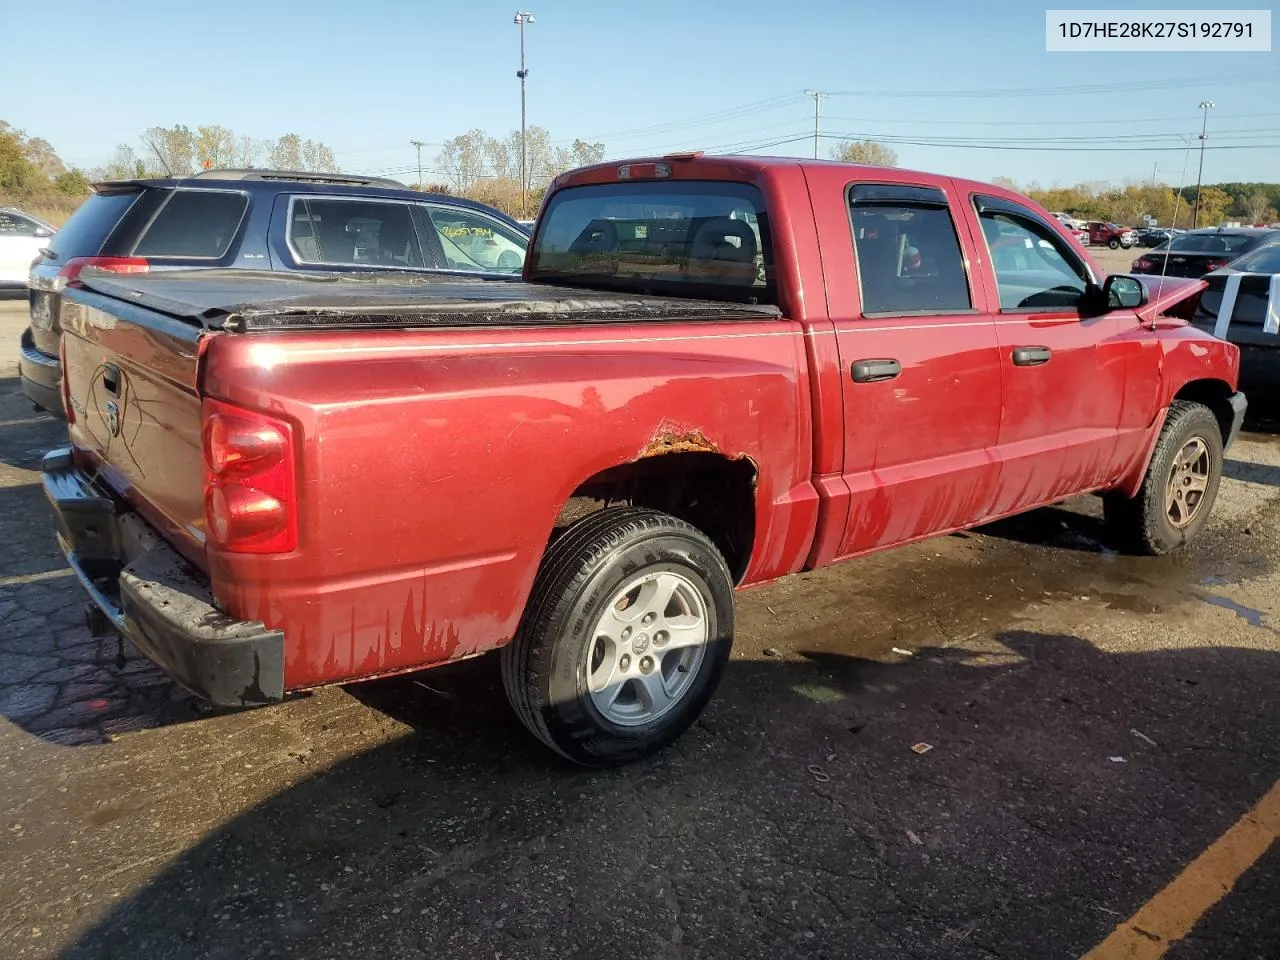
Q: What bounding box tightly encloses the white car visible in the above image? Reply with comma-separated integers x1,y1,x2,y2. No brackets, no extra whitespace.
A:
0,208,55,290
1051,211,1087,232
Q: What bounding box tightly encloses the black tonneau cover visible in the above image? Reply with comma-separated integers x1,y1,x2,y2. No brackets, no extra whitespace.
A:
76,268,781,332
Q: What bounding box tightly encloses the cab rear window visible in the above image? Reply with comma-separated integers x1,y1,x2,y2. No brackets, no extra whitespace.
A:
530,181,773,302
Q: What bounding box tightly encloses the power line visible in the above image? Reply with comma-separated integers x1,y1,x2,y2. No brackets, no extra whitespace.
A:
825,71,1280,100
819,110,1280,128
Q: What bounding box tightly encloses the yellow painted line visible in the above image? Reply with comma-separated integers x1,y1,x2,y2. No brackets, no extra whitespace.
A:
0,568,72,588
1081,779,1280,960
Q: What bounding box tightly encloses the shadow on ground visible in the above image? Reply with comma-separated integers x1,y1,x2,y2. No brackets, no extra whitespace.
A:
51,633,1280,960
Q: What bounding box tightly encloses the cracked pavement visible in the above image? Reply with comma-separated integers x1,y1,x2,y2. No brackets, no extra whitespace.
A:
0,295,1277,959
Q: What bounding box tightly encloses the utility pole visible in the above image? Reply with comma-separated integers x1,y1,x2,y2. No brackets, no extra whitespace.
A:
803,90,826,159
410,140,425,189
1191,99,1215,229
1150,161,1158,187
514,11,535,218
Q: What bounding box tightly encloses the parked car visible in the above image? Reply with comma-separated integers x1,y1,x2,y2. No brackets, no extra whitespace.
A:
1086,220,1138,249
1051,211,1087,231
0,208,56,291
1190,242,1280,391
1136,227,1178,248
43,154,1242,767
1130,227,1280,279
1071,228,1091,246
20,169,531,417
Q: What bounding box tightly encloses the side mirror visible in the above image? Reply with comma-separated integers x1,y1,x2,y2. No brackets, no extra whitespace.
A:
1104,274,1147,310
33,226,53,238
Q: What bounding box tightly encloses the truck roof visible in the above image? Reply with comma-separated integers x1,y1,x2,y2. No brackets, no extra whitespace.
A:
551,153,1037,206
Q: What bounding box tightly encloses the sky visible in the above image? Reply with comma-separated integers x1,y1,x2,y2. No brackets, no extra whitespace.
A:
3,0,1278,189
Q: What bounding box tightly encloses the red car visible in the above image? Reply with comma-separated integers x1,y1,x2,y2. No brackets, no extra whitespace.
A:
45,155,1243,766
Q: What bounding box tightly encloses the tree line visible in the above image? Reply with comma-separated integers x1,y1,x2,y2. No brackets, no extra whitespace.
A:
994,179,1279,229
428,126,605,217
829,138,1279,229
0,121,340,222
5,121,1277,229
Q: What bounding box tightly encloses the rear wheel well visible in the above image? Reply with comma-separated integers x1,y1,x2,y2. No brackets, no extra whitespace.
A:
1173,379,1235,444
550,453,757,583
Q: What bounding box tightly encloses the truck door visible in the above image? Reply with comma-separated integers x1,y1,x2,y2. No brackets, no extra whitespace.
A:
808,173,1003,560
966,194,1128,513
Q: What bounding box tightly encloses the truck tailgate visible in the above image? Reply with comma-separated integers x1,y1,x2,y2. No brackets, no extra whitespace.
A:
59,286,207,566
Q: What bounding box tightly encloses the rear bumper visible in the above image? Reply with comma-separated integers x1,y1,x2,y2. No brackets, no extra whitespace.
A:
19,327,64,418
42,448,284,706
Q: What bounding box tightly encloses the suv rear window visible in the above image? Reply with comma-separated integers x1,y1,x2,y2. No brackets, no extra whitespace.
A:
530,180,772,302
1161,232,1261,255
132,189,248,259
44,191,142,259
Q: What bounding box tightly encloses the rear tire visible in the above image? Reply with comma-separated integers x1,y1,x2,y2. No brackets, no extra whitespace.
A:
1103,400,1223,555
501,507,734,767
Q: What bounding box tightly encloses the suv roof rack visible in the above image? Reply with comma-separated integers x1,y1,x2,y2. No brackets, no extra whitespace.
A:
186,169,408,189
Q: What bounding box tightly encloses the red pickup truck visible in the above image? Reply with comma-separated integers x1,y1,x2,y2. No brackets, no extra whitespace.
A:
44,155,1244,767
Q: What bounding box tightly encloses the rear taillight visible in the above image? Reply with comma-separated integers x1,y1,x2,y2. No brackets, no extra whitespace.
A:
201,399,298,554
58,256,149,287
1204,259,1229,272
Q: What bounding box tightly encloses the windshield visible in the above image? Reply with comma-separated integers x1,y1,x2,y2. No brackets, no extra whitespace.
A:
1228,242,1280,274
530,180,773,302
1155,232,1262,255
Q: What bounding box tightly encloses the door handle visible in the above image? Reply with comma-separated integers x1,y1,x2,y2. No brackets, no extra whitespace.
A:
851,359,902,383
101,363,120,396
1011,346,1052,367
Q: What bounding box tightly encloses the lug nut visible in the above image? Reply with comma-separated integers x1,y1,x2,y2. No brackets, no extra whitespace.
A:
620,654,631,671
639,656,654,673
642,612,656,625
654,630,668,646
621,626,632,640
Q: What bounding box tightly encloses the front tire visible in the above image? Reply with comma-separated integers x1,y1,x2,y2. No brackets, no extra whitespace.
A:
1108,238,1120,249
501,507,734,767
1103,400,1223,555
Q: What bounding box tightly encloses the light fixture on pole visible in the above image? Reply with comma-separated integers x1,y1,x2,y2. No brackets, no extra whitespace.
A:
514,11,535,218
1191,99,1215,229
410,140,425,189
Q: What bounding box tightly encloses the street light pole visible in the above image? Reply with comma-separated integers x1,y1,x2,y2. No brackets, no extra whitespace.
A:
410,139,425,189
1191,99,1215,229
514,11,534,218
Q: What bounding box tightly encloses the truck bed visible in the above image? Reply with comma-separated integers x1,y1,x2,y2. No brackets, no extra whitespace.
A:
76,268,782,332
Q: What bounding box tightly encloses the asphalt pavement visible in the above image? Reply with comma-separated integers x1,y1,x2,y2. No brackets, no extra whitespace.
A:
0,293,1276,960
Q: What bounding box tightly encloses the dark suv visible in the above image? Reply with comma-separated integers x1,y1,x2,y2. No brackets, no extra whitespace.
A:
20,169,531,416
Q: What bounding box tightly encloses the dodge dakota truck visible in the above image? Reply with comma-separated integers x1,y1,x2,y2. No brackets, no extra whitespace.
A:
43,155,1244,767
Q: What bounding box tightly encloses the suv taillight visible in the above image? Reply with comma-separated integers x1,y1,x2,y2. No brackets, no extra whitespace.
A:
58,256,150,287
201,399,298,554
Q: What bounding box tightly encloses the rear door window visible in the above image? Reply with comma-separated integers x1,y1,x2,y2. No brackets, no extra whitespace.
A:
848,185,972,315
45,191,143,258
421,205,528,274
132,189,248,259
288,197,425,268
